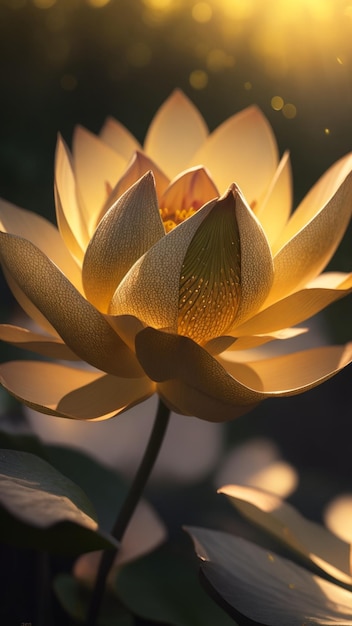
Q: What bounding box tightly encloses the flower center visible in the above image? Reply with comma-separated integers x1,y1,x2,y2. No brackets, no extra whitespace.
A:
160,206,197,233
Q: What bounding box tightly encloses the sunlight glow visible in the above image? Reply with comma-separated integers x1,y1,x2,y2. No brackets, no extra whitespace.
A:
324,495,352,543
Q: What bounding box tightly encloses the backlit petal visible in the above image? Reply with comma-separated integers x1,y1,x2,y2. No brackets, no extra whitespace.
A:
274,152,352,252
135,327,263,421
234,272,352,336
266,168,352,304
99,116,141,159
110,196,216,330
0,198,83,291
144,90,208,179
160,166,219,217
229,187,273,329
95,152,169,223
82,173,164,312
0,361,154,420
190,106,278,202
72,126,127,236
219,343,352,395
255,151,292,246
0,324,80,360
0,233,143,377
54,135,89,259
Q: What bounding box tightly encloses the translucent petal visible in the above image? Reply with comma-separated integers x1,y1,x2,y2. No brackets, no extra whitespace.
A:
0,324,80,360
267,168,352,304
95,151,169,226
234,272,352,336
110,196,217,330
0,198,83,291
72,126,127,236
219,343,352,394
135,327,263,421
229,187,273,328
82,173,164,312
255,151,292,247
160,166,219,216
99,116,141,159
190,106,279,201
274,152,352,252
54,135,89,258
0,361,154,421
0,233,143,377
144,90,208,179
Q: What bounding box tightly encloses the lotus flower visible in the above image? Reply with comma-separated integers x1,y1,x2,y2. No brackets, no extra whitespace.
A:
0,91,351,422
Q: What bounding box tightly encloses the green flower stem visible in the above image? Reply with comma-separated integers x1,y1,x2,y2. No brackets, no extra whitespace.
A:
86,397,171,626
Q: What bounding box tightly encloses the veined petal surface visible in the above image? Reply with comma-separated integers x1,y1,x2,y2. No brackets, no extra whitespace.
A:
144,90,208,179
190,106,278,202
0,233,142,377
110,196,216,331
0,361,154,421
82,173,164,312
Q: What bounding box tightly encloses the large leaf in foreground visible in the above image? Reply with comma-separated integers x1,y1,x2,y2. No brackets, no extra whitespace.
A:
114,541,236,626
187,526,352,626
0,448,118,554
219,484,352,586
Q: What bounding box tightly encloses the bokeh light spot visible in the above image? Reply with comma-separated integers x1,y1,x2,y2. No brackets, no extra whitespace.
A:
324,494,352,542
192,2,213,23
282,103,297,118
324,127,331,135
189,69,208,89
244,81,252,90
271,95,284,111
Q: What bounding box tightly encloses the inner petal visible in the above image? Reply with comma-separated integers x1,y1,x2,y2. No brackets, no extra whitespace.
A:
178,189,241,343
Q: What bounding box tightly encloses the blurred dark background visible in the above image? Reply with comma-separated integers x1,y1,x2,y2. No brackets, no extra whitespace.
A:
0,2,351,624
0,0,352,523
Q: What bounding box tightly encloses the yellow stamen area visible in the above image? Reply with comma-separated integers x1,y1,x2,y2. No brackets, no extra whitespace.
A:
177,192,241,344
160,206,197,233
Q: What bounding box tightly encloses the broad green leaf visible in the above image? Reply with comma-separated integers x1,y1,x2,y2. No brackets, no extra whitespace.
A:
47,444,128,531
0,430,129,532
0,448,118,555
115,541,236,626
54,574,133,626
187,526,352,626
